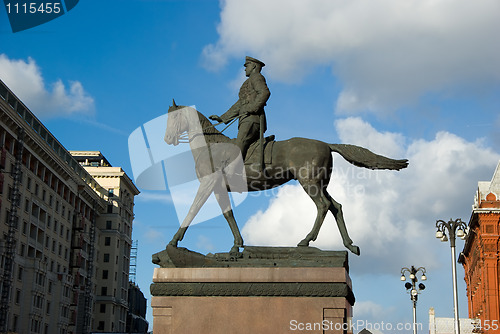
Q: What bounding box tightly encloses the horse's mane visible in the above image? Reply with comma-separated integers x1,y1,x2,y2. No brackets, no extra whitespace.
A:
196,110,231,144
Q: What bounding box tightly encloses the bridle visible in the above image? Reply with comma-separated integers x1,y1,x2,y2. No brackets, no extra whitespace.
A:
168,103,238,143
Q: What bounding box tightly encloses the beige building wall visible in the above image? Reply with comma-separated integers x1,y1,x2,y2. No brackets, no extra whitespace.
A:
70,151,140,333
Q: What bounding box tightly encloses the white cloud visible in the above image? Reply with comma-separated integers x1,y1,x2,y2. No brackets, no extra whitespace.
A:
196,235,216,252
0,54,94,117
136,191,173,204
241,117,500,274
143,227,166,243
203,0,500,114
354,301,396,323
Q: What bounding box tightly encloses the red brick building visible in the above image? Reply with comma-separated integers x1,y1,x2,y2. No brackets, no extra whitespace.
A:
459,162,500,332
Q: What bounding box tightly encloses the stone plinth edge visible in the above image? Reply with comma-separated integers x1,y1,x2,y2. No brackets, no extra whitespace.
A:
152,245,349,269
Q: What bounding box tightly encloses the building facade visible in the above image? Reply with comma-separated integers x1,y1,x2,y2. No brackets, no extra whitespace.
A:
459,161,500,333
126,282,148,333
0,79,145,333
70,151,140,333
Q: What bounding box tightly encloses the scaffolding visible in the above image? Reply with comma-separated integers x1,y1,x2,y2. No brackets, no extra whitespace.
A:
129,240,138,283
0,128,24,333
81,200,97,334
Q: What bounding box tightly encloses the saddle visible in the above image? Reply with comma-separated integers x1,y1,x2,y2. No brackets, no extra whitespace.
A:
244,135,275,166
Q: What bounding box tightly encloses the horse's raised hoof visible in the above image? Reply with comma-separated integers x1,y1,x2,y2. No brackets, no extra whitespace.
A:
297,239,310,247
347,244,360,256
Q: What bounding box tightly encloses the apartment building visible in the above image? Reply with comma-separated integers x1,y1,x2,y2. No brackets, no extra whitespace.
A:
0,78,144,333
70,151,139,333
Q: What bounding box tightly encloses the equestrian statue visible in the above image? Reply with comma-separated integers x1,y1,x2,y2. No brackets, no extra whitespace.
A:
163,57,408,256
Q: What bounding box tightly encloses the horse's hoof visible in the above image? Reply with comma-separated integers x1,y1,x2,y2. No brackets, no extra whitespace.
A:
230,245,241,254
347,244,360,256
297,239,310,247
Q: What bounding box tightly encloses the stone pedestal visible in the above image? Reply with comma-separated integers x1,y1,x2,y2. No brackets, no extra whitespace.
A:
151,246,354,334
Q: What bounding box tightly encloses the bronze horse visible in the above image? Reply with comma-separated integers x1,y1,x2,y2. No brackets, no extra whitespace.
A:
164,102,408,255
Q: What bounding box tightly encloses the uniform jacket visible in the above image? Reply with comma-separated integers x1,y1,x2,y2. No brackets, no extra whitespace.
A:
220,71,270,132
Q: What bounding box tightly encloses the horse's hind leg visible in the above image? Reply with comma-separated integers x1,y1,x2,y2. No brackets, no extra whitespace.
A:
168,173,219,247
214,181,243,254
324,191,360,256
297,182,329,247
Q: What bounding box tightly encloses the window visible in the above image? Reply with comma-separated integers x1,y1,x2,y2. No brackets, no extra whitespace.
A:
15,289,21,304
106,220,112,229
101,287,107,296
103,253,110,262
107,204,113,213
13,315,18,332
97,321,104,330
19,244,25,256
102,270,108,279
17,266,23,280
104,237,110,246
100,304,106,313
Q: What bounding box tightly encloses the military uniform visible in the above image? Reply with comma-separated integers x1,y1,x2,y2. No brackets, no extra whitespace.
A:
220,61,270,160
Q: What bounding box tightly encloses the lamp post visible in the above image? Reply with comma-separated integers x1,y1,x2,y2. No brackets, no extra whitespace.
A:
435,218,467,334
401,266,427,334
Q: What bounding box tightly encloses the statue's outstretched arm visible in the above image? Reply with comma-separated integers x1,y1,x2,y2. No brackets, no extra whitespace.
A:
220,100,241,123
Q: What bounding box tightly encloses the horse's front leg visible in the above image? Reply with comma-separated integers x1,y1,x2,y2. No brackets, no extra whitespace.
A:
168,173,219,247
214,179,243,254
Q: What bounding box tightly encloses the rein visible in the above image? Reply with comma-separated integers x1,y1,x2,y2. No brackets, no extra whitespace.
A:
177,116,238,143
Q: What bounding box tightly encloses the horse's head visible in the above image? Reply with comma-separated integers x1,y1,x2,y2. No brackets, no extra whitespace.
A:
165,99,189,146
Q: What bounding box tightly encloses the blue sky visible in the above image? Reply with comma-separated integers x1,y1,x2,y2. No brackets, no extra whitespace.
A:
1,1,500,332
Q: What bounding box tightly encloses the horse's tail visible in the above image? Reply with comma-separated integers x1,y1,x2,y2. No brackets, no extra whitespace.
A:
329,144,408,170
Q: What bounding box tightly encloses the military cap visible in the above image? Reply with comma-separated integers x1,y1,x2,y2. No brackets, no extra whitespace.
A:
245,56,265,67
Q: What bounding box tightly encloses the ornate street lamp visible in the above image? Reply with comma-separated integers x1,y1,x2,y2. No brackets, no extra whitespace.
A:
435,218,467,334
401,266,427,334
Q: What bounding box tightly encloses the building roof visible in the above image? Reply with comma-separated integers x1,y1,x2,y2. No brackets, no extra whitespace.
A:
70,150,112,167
473,160,500,209
358,330,372,334
429,307,477,334
489,161,500,195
